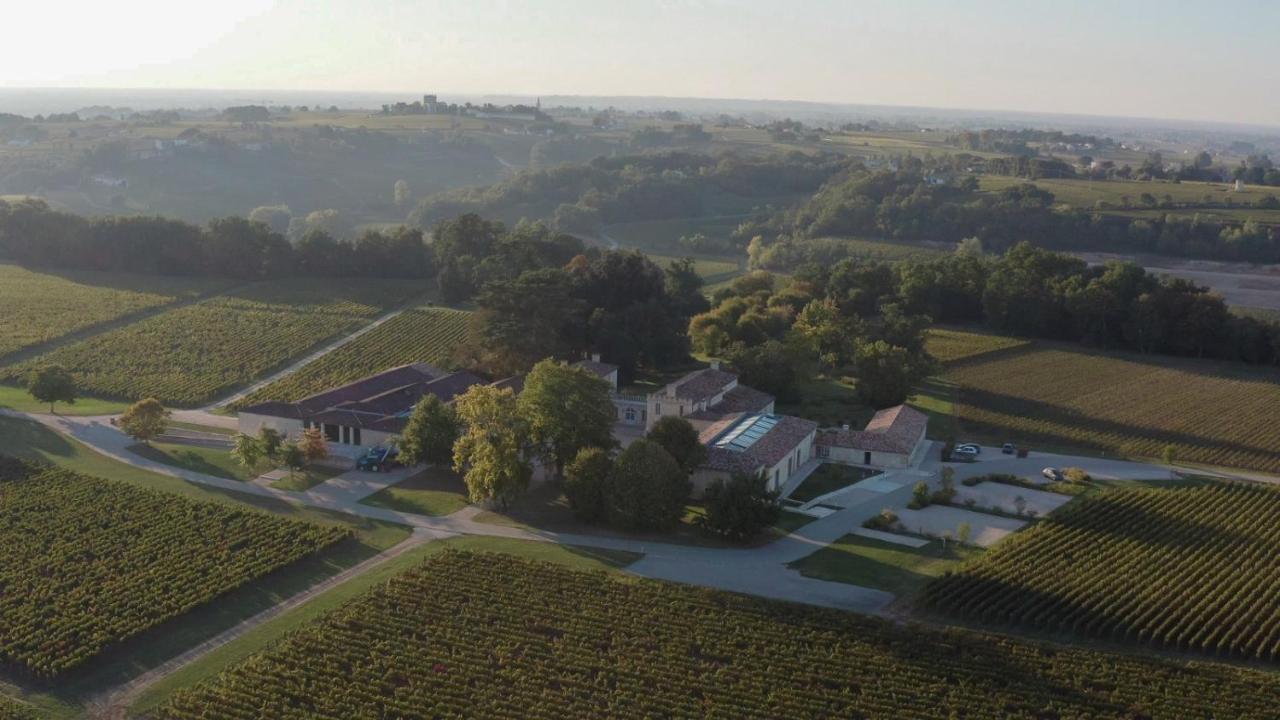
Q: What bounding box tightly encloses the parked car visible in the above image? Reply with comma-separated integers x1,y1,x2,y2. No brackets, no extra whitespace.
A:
1042,467,1062,481
952,445,980,461
357,446,400,473
1001,443,1017,455
957,443,981,455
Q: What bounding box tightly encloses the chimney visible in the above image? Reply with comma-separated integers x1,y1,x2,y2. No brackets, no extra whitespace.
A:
842,423,850,431
591,353,601,363
709,359,721,370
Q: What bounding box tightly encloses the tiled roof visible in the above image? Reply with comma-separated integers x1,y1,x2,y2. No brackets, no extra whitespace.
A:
670,368,737,402
688,384,774,420
701,414,817,474
816,404,928,455
294,363,442,415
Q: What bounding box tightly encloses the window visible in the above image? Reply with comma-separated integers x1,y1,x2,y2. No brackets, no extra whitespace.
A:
678,405,684,416
625,408,636,422
655,403,662,416
773,468,780,486
817,445,830,459
352,427,361,446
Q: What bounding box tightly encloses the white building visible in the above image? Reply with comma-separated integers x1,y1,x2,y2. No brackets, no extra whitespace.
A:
813,405,929,469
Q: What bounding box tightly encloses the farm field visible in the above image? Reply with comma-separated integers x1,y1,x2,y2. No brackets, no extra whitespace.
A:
983,172,1274,219
922,482,1280,662
925,327,1031,364
155,550,1280,719
642,252,741,283
229,306,471,409
0,461,348,681
2,279,424,407
0,264,227,358
938,333,1280,473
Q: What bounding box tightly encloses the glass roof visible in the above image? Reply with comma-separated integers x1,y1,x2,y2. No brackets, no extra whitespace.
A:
714,414,779,452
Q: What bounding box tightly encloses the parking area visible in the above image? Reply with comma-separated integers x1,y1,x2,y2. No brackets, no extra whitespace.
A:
893,505,1027,547
954,481,1072,517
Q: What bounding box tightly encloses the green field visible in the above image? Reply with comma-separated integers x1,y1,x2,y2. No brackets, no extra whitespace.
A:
922,482,1280,662
229,306,471,409
155,551,1280,719
791,535,981,598
129,441,253,481
2,279,424,407
642,252,741,283
359,466,470,517
0,461,347,681
926,327,1031,364
787,463,877,503
980,174,1280,216
0,264,227,358
938,332,1280,473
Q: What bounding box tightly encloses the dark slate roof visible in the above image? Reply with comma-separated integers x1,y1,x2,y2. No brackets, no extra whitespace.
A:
491,375,524,394
815,404,928,455
571,359,618,378
671,368,737,402
240,365,485,435
701,414,817,474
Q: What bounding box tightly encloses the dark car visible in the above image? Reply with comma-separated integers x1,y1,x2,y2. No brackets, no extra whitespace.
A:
1001,443,1017,455
357,446,400,472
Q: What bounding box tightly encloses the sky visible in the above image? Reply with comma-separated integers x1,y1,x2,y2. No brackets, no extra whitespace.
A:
3,0,1278,126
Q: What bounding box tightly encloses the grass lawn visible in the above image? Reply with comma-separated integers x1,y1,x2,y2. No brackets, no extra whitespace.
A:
130,440,251,481
167,420,236,436
0,384,129,416
789,534,982,599
128,537,641,716
787,463,879,503
0,415,415,719
270,465,345,491
476,481,814,548
359,466,471,517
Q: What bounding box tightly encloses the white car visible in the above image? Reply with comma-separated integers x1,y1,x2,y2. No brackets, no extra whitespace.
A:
1042,467,1062,481
957,443,981,455
952,446,980,461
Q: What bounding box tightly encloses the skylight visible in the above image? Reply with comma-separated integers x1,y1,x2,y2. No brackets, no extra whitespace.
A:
714,414,779,452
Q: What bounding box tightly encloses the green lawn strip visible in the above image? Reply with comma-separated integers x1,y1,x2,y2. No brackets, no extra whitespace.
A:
269,465,345,492
788,464,879,503
129,441,252,481
358,466,470,517
128,537,641,715
167,421,236,436
0,384,129,416
789,534,982,598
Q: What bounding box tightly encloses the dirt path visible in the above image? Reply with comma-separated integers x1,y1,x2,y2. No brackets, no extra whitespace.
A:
88,528,442,719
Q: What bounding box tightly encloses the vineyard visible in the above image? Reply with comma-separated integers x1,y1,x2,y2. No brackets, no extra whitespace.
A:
0,696,33,720
231,306,472,408
940,339,1280,473
156,551,1280,719
922,482,1280,661
0,461,347,680
0,264,226,358
925,327,1030,364
1,279,424,406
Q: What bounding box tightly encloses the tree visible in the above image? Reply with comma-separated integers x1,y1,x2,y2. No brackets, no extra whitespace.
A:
393,179,411,209
27,365,77,413
231,433,263,472
518,359,616,476
956,521,972,546
279,441,304,478
248,205,292,234
564,446,612,522
257,427,284,463
645,416,707,474
300,427,329,465
699,470,780,541
909,480,930,509
605,440,690,531
118,398,169,444
398,395,460,466
791,298,856,369
726,340,805,402
452,385,531,508
476,269,581,376
852,340,917,408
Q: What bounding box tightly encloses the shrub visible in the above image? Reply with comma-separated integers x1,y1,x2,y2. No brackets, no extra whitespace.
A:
605,440,690,531
699,470,780,542
564,447,613,522
863,508,899,530
908,480,931,510
1062,467,1091,483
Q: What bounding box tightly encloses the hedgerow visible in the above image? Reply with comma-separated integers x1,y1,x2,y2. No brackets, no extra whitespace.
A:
922,481,1280,661
157,551,1280,719
0,463,348,681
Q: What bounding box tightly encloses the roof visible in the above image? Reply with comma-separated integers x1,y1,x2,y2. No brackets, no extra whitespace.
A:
240,365,486,434
701,414,817,475
687,384,774,420
669,368,737,402
571,359,618,379
816,405,928,455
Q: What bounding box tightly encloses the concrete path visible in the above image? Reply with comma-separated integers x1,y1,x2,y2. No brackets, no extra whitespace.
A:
89,527,443,719
852,527,931,548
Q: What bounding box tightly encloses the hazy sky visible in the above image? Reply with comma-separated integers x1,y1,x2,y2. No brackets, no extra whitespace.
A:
5,0,1278,126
